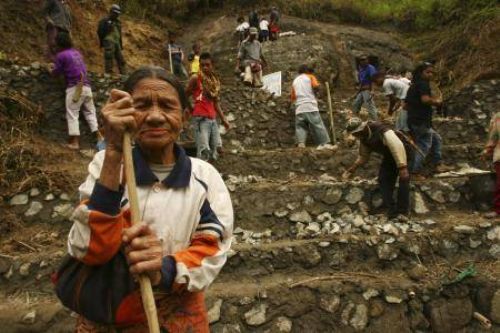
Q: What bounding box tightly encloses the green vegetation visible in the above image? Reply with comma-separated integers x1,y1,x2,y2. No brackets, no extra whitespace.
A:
274,0,498,31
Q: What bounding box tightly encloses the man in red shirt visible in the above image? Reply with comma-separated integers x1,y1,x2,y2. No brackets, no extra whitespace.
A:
186,52,230,161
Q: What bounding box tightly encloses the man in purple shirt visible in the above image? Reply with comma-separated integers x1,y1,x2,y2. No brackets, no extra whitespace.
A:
51,32,102,150
352,55,379,120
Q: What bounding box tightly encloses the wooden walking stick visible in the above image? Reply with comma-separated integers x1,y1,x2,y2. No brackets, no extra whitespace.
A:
168,44,174,74
325,82,337,145
122,132,161,333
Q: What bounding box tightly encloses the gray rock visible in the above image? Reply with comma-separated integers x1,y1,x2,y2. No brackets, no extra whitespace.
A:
407,264,427,281
491,289,500,324
289,210,312,223
469,238,482,249
449,191,461,203
377,244,398,261
487,226,500,241
319,295,341,313
24,201,43,217
413,192,429,214
21,310,36,324
385,294,403,304
345,187,364,204
453,225,475,234
273,316,292,332
44,193,55,201
350,304,368,331
274,209,289,218
59,193,71,201
19,262,31,276
222,324,241,333
352,215,365,227
323,188,342,204
318,241,331,248
10,194,29,206
341,303,355,326
208,299,223,324
305,222,321,234
430,190,446,203
363,288,379,300
244,303,268,326
489,244,500,259
29,188,40,197
52,203,74,219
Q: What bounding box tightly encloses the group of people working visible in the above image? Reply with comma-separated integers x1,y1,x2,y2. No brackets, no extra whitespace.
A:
42,4,500,331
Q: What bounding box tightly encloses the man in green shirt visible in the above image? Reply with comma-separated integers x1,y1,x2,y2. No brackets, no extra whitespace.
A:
97,4,126,74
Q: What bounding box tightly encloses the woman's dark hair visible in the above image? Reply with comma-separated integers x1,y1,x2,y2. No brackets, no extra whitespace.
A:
56,31,73,50
412,62,433,82
123,66,188,110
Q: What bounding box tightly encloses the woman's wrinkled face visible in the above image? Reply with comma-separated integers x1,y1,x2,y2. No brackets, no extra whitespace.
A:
131,78,183,151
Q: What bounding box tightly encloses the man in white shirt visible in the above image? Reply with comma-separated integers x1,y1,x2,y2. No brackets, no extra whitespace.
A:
291,65,335,150
374,72,410,132
259,18,269,42
235,16,250,43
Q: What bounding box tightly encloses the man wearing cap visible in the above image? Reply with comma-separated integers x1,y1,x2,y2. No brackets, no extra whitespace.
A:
235,27,267,87
97,4,126,74
352,55,378,120
342,118,412,219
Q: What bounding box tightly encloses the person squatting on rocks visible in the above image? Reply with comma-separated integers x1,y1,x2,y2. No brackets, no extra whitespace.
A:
352,55,378,120
50,32,103,150
482,110,500,219
55,66,233,332
405,62,450,180
188,42,201,76
235,27,267,87
343,118,412,219
167,32,189,80
373,71,410,132
291,65,335,150
186,53,231,161
97,4,126,75
43,0,72,59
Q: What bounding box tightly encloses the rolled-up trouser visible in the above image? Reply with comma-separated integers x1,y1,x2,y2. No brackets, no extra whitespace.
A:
409,124,442,173
295,111,330,145
103,40,126,74
192,116,220,161
352,90,378,120
243,65,263,87
395,108,409,132
65,86,99,136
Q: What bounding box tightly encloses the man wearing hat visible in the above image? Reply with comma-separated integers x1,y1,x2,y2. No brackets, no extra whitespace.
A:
97,4,126,74
235,27,267,87
352,55,378,120
342,118,412,219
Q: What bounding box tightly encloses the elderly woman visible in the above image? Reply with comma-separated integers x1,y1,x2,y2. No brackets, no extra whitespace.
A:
56,66,233,332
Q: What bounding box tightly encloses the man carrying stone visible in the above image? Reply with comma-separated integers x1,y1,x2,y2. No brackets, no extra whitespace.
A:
352,55,378,120
235,27,267,87
342,117,412,219
43,0,72,59
291,65,335,150
97,4,126,75
186,52,230,161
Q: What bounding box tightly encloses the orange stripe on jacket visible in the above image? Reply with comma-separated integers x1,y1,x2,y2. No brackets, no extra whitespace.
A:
174,234,220,269
82,210,130,265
